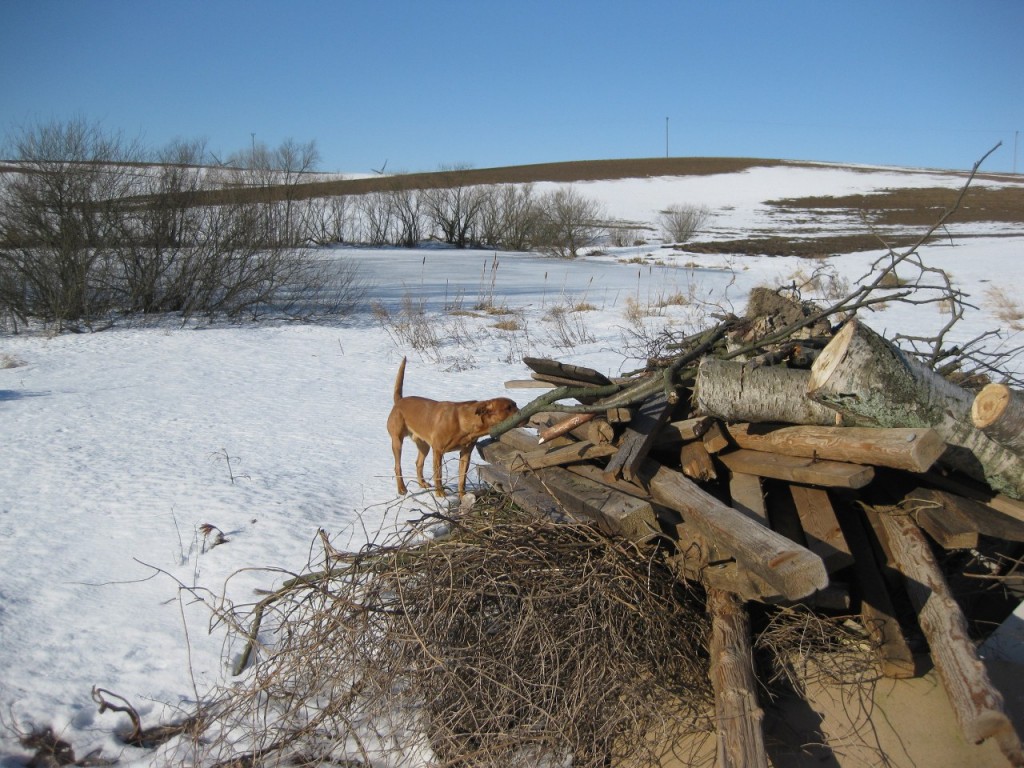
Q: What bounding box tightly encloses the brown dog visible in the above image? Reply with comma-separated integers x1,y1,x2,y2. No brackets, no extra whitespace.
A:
387,357,518,498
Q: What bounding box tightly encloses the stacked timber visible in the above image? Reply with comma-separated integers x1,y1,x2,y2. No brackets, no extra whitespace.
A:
478,298,1024,768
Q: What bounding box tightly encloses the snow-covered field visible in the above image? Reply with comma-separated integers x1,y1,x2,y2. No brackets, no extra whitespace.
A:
1,162,1023,766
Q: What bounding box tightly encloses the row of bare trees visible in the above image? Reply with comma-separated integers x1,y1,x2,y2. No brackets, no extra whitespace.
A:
0,120,353,330
309,173,611,257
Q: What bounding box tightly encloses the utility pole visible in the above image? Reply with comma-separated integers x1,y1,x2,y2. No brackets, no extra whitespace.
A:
665,117,669,158
250,132,256,169
1015,130,1019,174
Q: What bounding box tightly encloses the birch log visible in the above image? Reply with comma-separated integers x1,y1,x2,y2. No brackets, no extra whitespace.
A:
972,383,1024,455
875,508,1024,765
695,357,841,426
707,588,769,768
808,318,1024,500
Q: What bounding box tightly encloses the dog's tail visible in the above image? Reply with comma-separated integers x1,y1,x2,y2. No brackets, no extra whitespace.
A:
393,356,407,404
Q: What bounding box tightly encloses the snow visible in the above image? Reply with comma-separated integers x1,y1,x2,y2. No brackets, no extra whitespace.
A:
1,164,1023,765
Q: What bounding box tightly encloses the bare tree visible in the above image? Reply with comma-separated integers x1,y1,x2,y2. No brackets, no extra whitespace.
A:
421,165,488,248
0,118,144,328
477,183,539,251
535,186,606,258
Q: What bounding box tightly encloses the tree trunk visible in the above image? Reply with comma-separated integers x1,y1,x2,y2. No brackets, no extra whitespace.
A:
808,318,1024,500
875,507,1024,765
695,356,841,426
972,383,1024,455
707,588,769,768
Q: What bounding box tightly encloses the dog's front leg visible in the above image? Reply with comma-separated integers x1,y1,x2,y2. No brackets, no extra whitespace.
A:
457,444,474,498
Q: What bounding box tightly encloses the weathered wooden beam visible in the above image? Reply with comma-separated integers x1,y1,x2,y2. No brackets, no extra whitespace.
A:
718,448,875,489
702,421,731,454
603,393,675,484
481,432,658,544
521,439,618,469
504,379,556,389
655,415,715,445
874,507,1024,763
707,588,770,768
638,459,829,600
905,488,979,550
725,422,945,473
834,505,916,679
905,487,1024,543
789,485,854,573
476,463,568,520
522,356,613,386
729,472,767,523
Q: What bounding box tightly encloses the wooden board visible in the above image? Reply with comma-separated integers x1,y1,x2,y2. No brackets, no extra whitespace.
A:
603,393,674,483
789,485,854,573
719,448,874,489
521,439,617,469
522,356,613,386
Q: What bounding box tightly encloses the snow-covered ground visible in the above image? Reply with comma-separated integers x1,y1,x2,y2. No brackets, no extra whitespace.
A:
1,163,1023,766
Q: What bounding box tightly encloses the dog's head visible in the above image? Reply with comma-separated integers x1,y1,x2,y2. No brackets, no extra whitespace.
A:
475,397,519,427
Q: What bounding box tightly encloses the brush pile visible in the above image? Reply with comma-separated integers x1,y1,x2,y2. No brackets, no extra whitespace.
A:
481,283,1024,767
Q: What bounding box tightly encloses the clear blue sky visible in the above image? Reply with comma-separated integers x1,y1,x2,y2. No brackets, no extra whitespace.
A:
2,0,1022,173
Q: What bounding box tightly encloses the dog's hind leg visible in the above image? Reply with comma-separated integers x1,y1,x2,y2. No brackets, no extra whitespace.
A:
413,437,433,492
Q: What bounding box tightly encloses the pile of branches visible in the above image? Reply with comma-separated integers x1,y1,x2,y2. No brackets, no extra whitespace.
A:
187,495,872,768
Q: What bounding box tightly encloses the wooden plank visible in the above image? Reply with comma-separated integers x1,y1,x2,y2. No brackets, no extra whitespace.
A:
834,504,915,679
521,439,617,469
605,407,633,424
522,356,613,386
504,379,556,389
725,423,946,472
638,459,829,600
476,463,569,520
875,508,1024,763
655,416,714,445
603,393,674,484
729,472,767,523
707,588,770,768
918,471,1024,524
482,431,658,544
789,485,854,573
718,448,874,489
906,487,1024,543
702,421,731,454
681,441,717,482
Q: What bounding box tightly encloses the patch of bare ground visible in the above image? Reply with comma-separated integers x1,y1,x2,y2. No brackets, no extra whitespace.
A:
769,185,1024,227
679,234,929,257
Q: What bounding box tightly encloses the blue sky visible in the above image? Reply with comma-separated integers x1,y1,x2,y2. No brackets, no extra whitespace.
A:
2,0,1022,174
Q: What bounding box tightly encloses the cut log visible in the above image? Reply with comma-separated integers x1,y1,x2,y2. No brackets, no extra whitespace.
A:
972,383,1024,455
602,393,674,483
834,505,916,679
874,507,1024,763
789,485,854,573
725,423,945,473
638,460,829,600
695,356,842,426
681,441,717,482
707,588,770,768
522,356,613,386
718,448,874,489
808,317,1024,500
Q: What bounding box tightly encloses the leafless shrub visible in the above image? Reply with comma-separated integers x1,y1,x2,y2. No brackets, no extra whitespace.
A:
372,295,444,359
544,300,596,349
200,502,716,767
987,285,1024,332
658,204,710,244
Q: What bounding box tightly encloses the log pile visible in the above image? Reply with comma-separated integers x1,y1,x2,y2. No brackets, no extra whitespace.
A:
479,289,1024,767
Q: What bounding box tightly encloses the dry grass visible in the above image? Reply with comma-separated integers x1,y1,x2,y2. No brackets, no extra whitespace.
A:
987,285,1024,331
